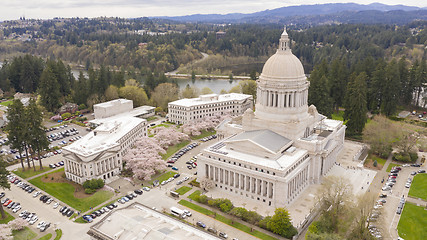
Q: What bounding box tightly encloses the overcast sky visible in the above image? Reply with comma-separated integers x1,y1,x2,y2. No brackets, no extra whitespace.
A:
0,0,425,21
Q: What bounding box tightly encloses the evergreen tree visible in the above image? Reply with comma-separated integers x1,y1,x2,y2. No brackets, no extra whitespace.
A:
73,71,89,105
414,60,427,106
398,57,410,105
38,64,61,112
368,59,386,112
5,99,27,170
381,59,400,116
328,59,347,112
309,72,333,118
344,72,368,135
0,158,10,219
26,99,49,169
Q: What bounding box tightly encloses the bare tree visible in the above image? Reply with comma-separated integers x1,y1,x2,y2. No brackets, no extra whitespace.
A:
200,178,214,190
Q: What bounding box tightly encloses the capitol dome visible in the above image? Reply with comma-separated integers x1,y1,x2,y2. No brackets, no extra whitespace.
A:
259,28,306,82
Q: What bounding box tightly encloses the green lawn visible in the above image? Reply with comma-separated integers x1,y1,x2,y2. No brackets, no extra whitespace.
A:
146,116,158,122
12,227,37,240
397,202,427,240
29,169,113,212
147,171,177,186
188,190,201,201
75,197,120,223
38,233,52,240
13,165,54,179
190,130,216,140
179,200,278,240
386,163,401,172
54,229,62,240
0,211,15,224
332,111,344,121
175,186,192,195
408,173,427,199
161,140,191,160
0,100,13,107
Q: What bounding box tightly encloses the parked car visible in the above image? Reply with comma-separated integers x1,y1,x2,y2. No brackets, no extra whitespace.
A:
418,169,426,173
207,227,217,234
219,232,228,239
83,215,93,223
172,167,178,171
196,221,206,228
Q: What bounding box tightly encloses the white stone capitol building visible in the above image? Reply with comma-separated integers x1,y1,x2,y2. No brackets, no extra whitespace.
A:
197,28,346,207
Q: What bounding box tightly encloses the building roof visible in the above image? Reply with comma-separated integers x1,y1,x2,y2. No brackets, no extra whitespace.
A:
90,105,154,126
89,203,220,240
169,93,252,108
205,135,306,171
64,116,144,159
94,98,132,108
226,129,291,153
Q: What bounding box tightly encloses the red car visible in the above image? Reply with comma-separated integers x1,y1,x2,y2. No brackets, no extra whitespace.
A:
3,199,12,207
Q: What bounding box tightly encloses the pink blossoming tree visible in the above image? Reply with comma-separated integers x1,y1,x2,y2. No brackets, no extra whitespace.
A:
181,112,230,136
153,127,190,149
123,137,167,181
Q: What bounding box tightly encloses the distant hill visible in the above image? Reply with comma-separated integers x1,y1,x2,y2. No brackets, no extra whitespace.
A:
157,2,427,25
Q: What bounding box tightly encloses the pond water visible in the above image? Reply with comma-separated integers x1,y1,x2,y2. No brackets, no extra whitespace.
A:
71,69,242,94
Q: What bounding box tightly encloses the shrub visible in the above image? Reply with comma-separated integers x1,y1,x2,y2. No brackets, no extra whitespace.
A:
198,195,208,204
393,152,415,162
373,160,378,167
61,112,72,119
83,178,105,192
85,188,96,194
78,104,86,110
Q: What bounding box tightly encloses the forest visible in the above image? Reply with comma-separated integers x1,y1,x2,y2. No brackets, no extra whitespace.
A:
0,19,426,131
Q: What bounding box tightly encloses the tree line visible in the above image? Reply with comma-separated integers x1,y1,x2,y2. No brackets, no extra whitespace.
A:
6,99,49,171
308,57,426,136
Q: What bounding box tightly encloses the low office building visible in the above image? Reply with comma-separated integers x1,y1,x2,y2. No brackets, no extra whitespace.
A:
63,99,149,184
167,93,253,124
93,98,155,120
88,203,220,240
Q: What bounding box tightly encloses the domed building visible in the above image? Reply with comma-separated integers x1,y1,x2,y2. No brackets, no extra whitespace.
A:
197,28,346,208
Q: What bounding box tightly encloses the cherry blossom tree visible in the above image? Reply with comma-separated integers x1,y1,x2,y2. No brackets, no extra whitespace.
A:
181,112,230,136
200,178,215,190
8,218,28,231
153,127,190,149
0,224,12,240
123,137,167,181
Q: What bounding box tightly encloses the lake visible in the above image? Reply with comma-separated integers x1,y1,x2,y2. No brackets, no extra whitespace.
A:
71,69,242,94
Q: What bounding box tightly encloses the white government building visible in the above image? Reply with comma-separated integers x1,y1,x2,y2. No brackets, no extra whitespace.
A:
167,93,253,124
63,99,149,184
197,28,346,207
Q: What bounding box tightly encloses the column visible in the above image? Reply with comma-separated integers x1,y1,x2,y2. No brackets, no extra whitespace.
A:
235,173,239,188
246,176,250,192
220,168,224,183
230,171,234,186
267,91,270,107
264,90,268,106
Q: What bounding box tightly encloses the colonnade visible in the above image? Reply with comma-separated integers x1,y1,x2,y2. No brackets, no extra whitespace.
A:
257,88,308,108
205,164,274,199
287,166,309,203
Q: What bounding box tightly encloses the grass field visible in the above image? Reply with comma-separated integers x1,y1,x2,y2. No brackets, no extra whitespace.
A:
364,155,387,169
29,169,113,212
161,140,191,160
175,186,192,195
38,233,52,240
12,227,37,240
0,211,15,224
408,173,427,199
188,190,201,201
54,229,62,240
13,165,54,179
0,100,13,107
179,200,278,240
397,202,427,240
386,163,401,172
190,130,216,140
147,171,177,186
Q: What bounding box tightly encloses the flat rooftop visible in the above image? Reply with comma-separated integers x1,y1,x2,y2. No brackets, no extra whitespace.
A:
90,105,154,125
64,116,144,158
88,203,220,240
169,93,252,108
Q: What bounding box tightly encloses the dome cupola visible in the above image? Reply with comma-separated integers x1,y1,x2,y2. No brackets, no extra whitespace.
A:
255,27,310,122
